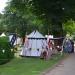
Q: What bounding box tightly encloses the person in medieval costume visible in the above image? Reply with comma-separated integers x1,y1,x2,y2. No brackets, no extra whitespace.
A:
63,38,72,53
20,36,29,56
46,39,53,60
40,46,47,60
70,39,74,53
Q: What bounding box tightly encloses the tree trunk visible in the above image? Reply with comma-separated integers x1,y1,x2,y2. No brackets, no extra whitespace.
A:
51,19,64,46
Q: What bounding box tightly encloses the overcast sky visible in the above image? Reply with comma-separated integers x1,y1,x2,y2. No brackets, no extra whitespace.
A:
0,0,8,13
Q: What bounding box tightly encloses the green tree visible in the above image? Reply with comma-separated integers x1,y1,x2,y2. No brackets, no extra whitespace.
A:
4,0,45,37
0,13,7,32
0,37,14,64
3,0,75,40
4,1,28,37
63,19,75,35
27,0,75,37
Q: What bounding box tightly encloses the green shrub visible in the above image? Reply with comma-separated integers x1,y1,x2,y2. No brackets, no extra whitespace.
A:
0,36,14,65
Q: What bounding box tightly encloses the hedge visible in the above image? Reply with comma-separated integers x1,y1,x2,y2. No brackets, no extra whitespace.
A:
0,36,14,65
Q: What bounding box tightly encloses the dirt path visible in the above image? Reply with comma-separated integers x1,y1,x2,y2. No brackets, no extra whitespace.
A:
42,53,75,75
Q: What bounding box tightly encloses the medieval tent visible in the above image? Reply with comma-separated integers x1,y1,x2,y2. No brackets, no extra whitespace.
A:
20,30,47,57
0,33,6,37
9,33,22,46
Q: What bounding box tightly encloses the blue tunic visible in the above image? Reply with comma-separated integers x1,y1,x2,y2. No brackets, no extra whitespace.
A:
63,40,72,53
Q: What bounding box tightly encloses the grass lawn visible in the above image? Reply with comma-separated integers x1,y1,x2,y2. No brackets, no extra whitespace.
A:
0,54,65,75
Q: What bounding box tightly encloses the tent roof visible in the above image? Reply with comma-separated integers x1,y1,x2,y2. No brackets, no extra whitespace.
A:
27,30,46,39
0,33,6,37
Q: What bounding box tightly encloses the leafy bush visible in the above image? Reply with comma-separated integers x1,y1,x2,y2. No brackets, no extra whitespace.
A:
0,37,14,65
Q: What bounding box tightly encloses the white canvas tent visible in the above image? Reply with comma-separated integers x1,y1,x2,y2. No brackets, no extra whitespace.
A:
0,33,6,37
20,30,47,57
9,34,22,46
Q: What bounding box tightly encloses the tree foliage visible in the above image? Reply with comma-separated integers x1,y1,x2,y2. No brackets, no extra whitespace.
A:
3,0,48,37
4,0,28,37
0,13,7,32
63,19,75,35
0,37,14,65
27,0,75,37
3,0,75,38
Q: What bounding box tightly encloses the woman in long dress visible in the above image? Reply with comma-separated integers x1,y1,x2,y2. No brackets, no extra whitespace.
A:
63,38,72,53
